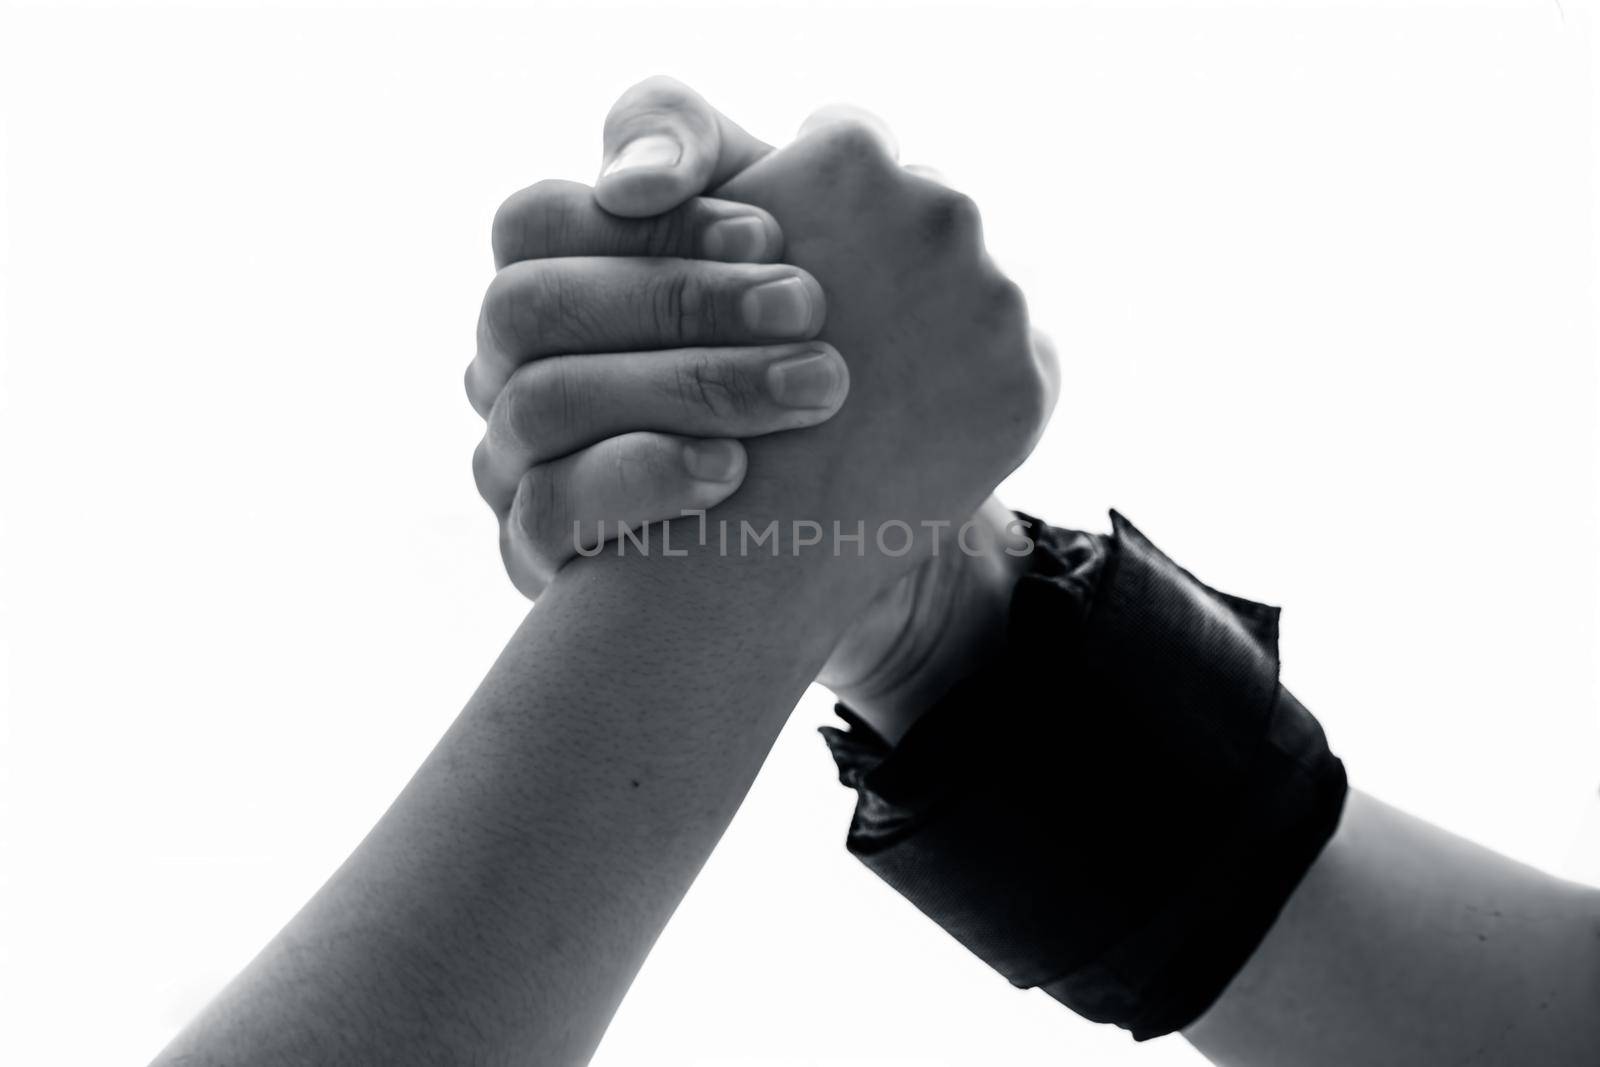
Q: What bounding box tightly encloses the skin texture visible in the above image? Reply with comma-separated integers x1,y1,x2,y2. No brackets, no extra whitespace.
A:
157,74,1600,1066
478,80,1600,1065
472,80,1056,738
814,495,1032,742
470,182,842,592
569,82,1600,1063
1186,789,1600,1066
152,117,1048,1066
688,121,1050,582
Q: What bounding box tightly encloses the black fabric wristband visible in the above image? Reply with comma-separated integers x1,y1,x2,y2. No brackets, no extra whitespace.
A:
820,511,1348,1040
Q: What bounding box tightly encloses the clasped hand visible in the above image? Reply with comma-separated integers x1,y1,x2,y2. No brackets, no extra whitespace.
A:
466,77,1059,735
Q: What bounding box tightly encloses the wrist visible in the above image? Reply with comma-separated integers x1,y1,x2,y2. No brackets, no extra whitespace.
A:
823,498,1030,743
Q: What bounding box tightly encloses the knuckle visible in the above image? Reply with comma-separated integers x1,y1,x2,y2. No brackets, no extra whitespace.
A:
1007,340,1050,411
513,465,567,560
642,203,691,258
916,189,984,253
987,273,1028,323
1010,363,1054,454
973,272,1029,335
482,265,542,356
464,359,490,416
652,269,713,341
499,359,585,457
674,352,751,418
471,436,496,503
610,433,680,500
814,120,888,164
810,122,897,187
499,520,548,598
983,285,1048,449
492,374,545,457
492,178,585,265
484,263,589,358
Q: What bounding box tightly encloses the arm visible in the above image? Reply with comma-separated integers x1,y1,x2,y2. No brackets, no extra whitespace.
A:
1186,789,1600,1067
156,96,1051,1065
817,512,1600,1065
450,79,1600,1064
155,541,853,1065
479,82,1054,750
571,86,1600,1065
576,85,1600,1061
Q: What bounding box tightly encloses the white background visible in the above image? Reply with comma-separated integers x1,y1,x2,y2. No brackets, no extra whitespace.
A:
2,1,1596,1064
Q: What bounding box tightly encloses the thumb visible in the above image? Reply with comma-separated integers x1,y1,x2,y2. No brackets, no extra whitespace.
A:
596,76,774,217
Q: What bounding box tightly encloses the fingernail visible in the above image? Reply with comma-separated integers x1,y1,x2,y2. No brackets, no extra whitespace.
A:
682,439,743,483
741,277,814,337
602,134,682,177
702,216,769,261
767,349,845,409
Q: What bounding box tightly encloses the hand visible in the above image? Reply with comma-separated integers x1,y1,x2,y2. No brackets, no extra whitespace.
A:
712,115,1056,714
467,178,848,598
468,79,1058,736
595,82,1060,737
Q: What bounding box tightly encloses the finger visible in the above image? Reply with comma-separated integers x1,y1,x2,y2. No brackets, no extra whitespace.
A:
499,521,548,601
597,76,775,218
468,258,826,416
476,341,848,512
507,432,748,583
797,103,899,160
492,179,783,268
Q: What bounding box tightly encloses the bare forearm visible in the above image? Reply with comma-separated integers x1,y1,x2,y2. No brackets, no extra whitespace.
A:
154,546,850,1066
1185,788,1600,1067
156,104,1046,1066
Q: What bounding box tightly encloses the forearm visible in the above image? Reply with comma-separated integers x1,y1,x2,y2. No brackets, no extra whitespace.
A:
154,103,1046,1065
823,513,1600,1059
1185,788,1600,1067
154,543,852,1066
